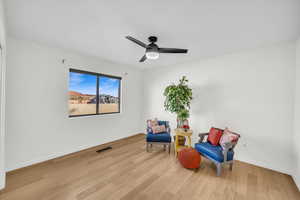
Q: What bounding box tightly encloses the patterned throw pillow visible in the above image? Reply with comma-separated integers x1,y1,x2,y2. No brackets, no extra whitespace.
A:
152,125,166,134
147,119,158,128
147,119,159,133
219,128,239,149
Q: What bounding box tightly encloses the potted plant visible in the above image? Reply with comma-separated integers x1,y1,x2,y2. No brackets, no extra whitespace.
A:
164,76,193,128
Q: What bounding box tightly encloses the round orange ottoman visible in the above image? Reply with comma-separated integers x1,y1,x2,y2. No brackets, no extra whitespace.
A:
178,148,201,169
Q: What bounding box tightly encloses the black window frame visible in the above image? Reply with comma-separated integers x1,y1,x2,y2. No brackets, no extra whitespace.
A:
69,68,122,118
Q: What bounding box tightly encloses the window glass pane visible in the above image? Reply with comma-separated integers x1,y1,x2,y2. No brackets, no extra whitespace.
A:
99,76,120,113
69,71,97,116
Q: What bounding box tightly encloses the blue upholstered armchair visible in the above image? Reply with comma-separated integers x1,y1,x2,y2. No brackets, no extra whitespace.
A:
195,130,240,176
146,120,171,154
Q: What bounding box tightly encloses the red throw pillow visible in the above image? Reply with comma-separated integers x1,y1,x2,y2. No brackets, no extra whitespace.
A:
207,127,223,146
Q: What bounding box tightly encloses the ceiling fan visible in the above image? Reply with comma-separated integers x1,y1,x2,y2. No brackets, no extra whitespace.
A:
125,36,188,62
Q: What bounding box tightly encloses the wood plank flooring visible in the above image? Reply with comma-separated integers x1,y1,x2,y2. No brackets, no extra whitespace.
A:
0,134,299,200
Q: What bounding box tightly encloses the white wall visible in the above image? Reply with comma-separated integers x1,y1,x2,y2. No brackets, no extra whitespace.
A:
0,0,6,190
3,35,299,187
143,42,296,175
293,39,300,189
5,37,143,171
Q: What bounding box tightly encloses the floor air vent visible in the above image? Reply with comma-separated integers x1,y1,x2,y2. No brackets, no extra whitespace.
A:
96,146,112,153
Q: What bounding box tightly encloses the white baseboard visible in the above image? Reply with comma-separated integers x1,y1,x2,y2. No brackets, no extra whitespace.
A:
5,134,295,186
235,156,292,176
6,133,139,172
0,173,4,190
7,148,86,172
292,175,300,191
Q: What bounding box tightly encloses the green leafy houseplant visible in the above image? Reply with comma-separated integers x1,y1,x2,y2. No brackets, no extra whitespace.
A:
164,76,193,127
177,109,190,121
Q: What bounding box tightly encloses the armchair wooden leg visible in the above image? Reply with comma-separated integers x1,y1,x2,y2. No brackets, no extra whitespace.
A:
146,143,149,152
216,163,222,176
229,162,233,171
168,144,171,154
163,144,166,151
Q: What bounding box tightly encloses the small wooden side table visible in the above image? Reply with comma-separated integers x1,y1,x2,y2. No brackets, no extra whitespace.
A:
174,128,193,157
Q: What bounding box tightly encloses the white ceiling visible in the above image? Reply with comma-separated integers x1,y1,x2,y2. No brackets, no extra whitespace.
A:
4,0,300,68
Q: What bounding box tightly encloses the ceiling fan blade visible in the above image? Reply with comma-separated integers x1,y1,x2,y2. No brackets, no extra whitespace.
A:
139,55,147,62
125,36,147,48
159,48,188,54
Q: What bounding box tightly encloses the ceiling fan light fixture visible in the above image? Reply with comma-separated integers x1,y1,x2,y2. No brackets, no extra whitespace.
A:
146,51,159,60
125,35,188,62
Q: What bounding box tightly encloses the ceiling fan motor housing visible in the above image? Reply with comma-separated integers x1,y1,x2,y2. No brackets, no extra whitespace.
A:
147,43,159,52
146,43,159,59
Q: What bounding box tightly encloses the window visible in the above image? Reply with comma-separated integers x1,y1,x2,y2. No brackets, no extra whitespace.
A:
68,69,121,117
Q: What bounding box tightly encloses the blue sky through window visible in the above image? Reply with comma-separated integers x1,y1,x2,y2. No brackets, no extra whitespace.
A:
69,72,97,95
99,76,120,97
69,72,120,97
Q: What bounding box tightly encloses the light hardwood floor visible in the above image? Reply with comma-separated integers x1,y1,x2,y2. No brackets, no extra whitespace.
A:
0,134,299,200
